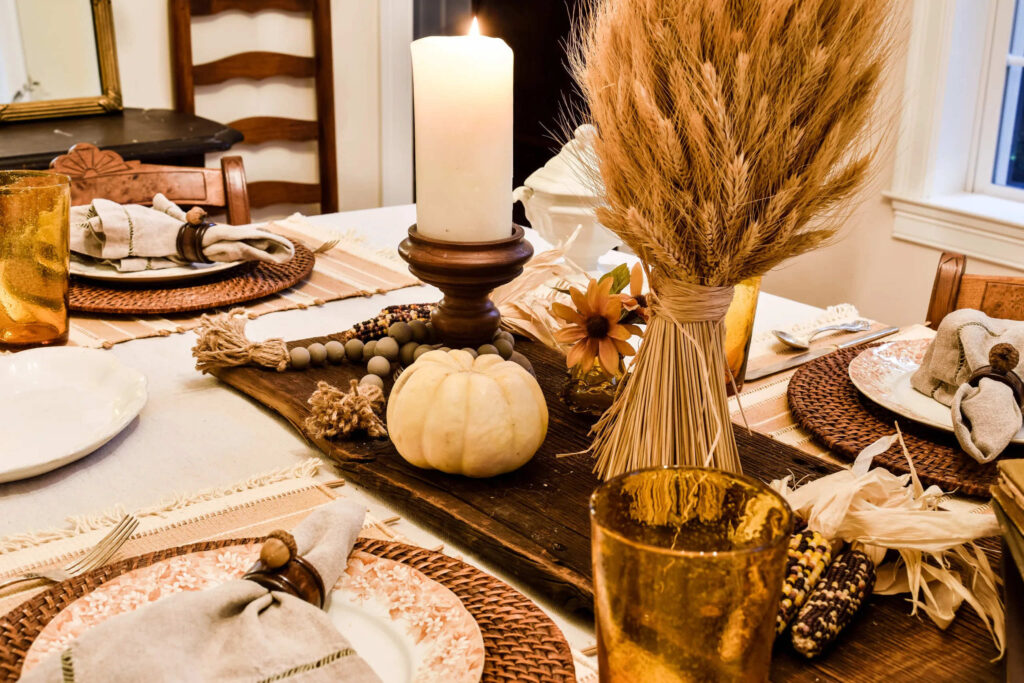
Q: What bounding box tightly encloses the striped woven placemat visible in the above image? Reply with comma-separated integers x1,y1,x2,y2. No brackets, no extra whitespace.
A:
729,305,934,466
66,214,419,349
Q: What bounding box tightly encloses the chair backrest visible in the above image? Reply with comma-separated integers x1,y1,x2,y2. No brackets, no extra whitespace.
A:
926,251,1024,327
169,0,338,213
50,143,251,225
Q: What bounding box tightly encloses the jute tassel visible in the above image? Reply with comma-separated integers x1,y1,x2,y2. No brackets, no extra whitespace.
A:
192,308,289,373
305,379,387,439
591,276,742,479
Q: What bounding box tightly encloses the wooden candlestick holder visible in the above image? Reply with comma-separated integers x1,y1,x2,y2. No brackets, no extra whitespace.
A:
398,224,534,348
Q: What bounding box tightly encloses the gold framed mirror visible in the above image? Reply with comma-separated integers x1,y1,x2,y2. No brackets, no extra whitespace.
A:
0,0,122,123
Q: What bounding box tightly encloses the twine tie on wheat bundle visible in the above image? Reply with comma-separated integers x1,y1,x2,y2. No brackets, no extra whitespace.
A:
591,274,742,479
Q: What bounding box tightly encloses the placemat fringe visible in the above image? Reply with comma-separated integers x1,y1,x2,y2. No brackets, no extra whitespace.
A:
0,458,324,553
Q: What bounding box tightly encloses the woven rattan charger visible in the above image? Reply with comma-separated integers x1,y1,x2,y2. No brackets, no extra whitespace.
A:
787,344,1021,497
69,244,316,316
0,538,576,682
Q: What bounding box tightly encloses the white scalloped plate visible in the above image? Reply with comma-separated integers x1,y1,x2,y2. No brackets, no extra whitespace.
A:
22,544,485,683
70,259,242,283
848,338,1024,442
0,347,147,482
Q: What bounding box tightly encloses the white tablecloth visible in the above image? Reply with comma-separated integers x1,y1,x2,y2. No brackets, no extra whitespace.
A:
0,203,825,653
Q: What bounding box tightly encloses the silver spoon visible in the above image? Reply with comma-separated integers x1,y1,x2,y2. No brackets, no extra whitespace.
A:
772,319,871,350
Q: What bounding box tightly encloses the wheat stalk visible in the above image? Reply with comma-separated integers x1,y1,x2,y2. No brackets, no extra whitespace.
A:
570,0,896,478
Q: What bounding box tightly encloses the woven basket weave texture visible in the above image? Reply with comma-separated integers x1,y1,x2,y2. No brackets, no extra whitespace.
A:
69,244,315,315
787,345,1017,497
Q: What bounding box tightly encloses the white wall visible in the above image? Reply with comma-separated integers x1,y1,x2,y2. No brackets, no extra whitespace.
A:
109,0,383,218
0,0,28,102
761,11,1024,327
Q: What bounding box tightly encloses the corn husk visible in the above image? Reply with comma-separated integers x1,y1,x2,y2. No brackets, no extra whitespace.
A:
491,229,589,349
771,432,1005,657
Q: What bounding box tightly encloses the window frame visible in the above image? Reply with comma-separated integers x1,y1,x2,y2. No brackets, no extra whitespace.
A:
886,0,1024,269
972,0,1024,202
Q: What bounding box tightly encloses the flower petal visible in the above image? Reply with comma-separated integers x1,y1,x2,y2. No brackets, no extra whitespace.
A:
630,263,644,296
598,337,621,374
570,287,588,316
566,340,588,369
580,338,598,373
555,326,587,343
622,324,644,337
585,278,602,313
612,337,635,356
607,324,632,340
552,301,583,325
602,295,622,321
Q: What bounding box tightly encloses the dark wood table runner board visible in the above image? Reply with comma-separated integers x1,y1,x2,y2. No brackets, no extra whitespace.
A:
211,337,1003,681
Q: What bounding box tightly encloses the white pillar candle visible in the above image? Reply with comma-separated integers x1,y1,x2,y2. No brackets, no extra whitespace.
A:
411,18,513,242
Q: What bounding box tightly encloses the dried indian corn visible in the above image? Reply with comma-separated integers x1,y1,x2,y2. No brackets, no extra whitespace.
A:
776,529,832,633
790,548,876,658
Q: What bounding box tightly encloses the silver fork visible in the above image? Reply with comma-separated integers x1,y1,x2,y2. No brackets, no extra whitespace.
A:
0,514,139,591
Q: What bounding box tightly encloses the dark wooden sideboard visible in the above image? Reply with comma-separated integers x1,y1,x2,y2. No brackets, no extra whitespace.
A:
0,108,242,170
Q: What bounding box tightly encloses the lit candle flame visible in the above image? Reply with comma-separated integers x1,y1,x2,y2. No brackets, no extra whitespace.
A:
469,16,480,36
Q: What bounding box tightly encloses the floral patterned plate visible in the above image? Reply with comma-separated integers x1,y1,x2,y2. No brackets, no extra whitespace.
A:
848,338,1024,442
21,543,485,683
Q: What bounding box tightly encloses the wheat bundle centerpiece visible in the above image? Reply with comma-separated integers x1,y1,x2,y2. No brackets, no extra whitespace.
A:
571,0,894,479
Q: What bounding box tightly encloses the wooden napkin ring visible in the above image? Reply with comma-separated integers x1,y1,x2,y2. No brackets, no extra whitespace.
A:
966,343,1024,406
176,207,213,264
242,530,327,608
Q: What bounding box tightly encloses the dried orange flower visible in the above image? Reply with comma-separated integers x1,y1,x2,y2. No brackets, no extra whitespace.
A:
618,263,650,322
552,277,643,376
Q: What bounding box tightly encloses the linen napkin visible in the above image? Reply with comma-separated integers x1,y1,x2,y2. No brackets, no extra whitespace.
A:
20,500,381,683
70,194,294,272
911,309,1024,463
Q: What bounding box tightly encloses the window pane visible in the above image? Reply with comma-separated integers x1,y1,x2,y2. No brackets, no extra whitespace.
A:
994,0,1024,187
1013,0,1024,56
995,65,1024,187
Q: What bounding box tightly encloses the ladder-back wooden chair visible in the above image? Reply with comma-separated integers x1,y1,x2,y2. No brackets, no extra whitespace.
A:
50,143,251,225
926,251,1024,327
169,0,338,213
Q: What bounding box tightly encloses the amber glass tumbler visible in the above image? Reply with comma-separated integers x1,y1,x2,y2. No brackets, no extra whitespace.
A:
591,467,793,682
724,275,761,393
0,171,71,349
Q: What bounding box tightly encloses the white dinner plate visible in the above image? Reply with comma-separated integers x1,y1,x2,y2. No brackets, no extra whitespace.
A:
848,338,1024,442
70,259,242,283
22,544,486,682
0,347,147,482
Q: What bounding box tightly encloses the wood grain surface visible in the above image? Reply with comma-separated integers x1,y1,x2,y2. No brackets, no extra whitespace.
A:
211,337,1004,681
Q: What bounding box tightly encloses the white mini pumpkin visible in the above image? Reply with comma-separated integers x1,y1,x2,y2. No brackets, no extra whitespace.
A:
387,349,548,477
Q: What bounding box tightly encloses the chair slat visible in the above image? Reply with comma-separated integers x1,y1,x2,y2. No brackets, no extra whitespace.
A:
191,0,312,15
248,180,321,208
193,52,314,85
957,275,1024,322
230,116,318,145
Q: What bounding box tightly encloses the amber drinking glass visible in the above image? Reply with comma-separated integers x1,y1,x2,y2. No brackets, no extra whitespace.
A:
591,467,793,682
0,171,71,349
724,275,761,393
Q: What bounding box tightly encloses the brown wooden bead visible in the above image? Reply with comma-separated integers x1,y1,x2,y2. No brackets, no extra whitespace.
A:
185,206,208,225
260,537,292,569
989,343,1019,374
